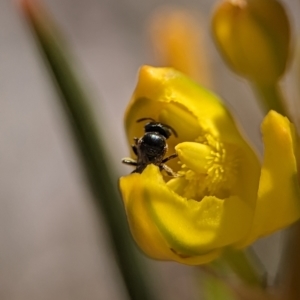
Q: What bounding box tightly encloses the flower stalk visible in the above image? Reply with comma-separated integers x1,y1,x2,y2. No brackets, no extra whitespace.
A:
251,82,287,116
222,248,265,287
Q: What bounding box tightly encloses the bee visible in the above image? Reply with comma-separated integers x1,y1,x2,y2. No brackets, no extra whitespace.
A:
122,118,179,176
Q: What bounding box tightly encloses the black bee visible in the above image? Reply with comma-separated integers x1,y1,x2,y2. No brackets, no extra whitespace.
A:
122,118,179,176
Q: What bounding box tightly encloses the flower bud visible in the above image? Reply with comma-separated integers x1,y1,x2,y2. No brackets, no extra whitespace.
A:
212,0,291,84
148,6,212,86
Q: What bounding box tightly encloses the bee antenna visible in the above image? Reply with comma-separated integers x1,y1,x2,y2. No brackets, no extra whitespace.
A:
165,125,177,137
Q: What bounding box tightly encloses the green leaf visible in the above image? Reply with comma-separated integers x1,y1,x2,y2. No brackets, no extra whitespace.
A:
20,1,156,300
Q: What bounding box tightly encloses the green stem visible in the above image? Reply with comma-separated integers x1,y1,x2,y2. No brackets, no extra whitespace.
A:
21,1,156,300
251,82,288,117
222,248,265,288
277,222,300,300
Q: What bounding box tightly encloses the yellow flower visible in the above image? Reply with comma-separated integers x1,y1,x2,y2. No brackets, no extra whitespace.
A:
119,66,300,265
211,0,291,85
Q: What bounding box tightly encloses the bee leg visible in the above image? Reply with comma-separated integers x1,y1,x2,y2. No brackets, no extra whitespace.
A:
122,158,137,166
161,164,180,177
131,144,138,156
162,153,178,163
130,137,139,156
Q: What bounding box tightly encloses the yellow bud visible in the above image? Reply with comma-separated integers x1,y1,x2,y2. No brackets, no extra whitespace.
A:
212,0,291,84
148,6,212,86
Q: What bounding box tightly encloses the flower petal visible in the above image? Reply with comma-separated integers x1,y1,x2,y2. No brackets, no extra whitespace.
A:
239,111,300,247
125,66,260,177
120,164,257,265
125,66,245,145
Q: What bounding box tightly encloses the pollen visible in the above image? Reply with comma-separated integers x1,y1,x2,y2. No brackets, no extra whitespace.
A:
176,134,240,201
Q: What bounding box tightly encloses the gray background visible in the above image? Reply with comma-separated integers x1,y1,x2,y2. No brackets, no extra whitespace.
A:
1,0,299,299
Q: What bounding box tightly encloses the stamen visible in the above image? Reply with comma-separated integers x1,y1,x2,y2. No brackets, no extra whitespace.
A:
175,134,240,201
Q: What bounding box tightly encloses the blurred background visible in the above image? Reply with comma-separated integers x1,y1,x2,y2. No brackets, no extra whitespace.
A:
1,0,300,299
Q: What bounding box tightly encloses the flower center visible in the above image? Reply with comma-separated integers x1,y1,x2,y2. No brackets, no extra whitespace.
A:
170,134,240,201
